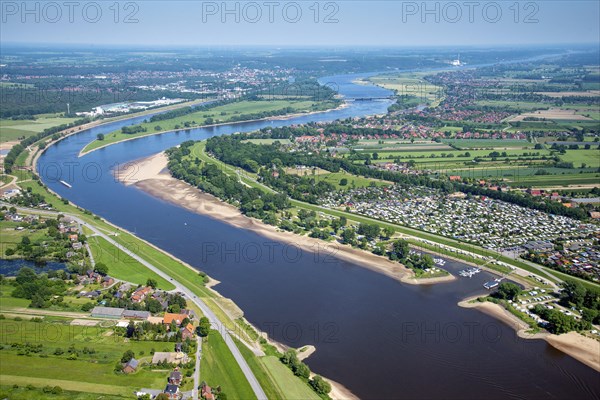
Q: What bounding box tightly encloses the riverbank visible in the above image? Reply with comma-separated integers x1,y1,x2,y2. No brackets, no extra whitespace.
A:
29,99,208,171
459,296,600,372
116,151,370,399
79,101,349,158
115,151,458,287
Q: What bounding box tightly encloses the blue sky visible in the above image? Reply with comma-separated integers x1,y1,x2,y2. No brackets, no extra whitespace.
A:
1,1,599,46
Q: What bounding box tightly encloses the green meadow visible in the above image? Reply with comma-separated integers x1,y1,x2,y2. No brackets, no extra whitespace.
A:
0,116,76,143
81,100,337,154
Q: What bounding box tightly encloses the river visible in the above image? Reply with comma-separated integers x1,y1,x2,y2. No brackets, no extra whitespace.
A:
37,71,600,399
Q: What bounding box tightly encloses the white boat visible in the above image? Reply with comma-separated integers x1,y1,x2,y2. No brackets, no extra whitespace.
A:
59,180,72,188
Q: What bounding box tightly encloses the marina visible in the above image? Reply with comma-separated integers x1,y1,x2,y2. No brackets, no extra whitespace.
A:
458,267,481,278
484,278,504,290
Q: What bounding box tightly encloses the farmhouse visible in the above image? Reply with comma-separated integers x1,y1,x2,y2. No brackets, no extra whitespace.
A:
202,383,215,400
180,323,195,340
169,368,182,385
122,358,139,374
163,384,179,399
131,286,153,303
122,310,151,320
91,306,125,319
163,313,188,326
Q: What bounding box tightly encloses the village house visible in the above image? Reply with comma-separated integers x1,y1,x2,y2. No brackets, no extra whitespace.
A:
163,383,179,399
131,286,153,303
101,276,115,288
114,282,133,299
122,358,139,374
78,290,101,299
201,383,215,400
180,323,195,341
181,309,197,320
163,313,188,327
169,368,182,385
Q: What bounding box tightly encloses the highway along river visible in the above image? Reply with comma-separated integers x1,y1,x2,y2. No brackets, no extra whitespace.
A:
38,72,600,399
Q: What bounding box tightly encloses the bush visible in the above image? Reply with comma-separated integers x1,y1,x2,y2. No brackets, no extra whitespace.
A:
310,375,331,395
121,350,135,363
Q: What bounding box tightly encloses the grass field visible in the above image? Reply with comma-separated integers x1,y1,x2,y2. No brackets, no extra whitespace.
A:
87,235,175,290
558,149,600,168
200,330,256,400
506,173,600,187
0,383,128,400
441,139,533,149
316,171,390,189
81,100,337,154
369,72,444,106
0,320,174,394
0,116,76,143
0,175,13,185
260,356,320,399
358,148,549,160
233,337,320,400
0,283,32,309
475,100,551,110
0,220,51,248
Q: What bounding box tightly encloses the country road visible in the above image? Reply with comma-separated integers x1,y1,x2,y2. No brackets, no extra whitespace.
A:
2,203,268,400
194,336,202,400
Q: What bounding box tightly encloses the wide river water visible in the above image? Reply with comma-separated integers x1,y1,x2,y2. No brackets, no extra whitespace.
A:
38,71,600,399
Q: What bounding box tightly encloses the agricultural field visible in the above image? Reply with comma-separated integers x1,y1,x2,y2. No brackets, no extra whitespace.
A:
508,108,595,122
559,149,600,168
441,139,533,149
0,115,76,143
507,173,600,187
475,100,551,111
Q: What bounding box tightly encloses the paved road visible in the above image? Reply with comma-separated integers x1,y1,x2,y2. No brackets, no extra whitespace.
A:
193,336,202,399
3,203,268,400
77,223,96,268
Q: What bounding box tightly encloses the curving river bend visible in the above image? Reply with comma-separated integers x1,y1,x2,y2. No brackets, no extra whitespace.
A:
38,72,600,399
